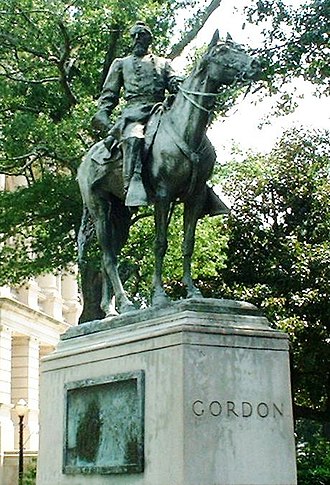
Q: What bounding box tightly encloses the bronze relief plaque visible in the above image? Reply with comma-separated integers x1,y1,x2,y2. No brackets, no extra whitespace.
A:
63,371,145,474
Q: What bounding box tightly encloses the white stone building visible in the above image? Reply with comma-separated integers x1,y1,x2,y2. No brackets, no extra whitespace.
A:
0,175,82,484
0,276,81,485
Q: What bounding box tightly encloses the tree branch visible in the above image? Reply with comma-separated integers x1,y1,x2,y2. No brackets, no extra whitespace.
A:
1,20,78,107
0,152,35,163
63,1,80,14
57,20,78,106
0,67,59,85
0,153,41,175
168,0,223,59
18,8,47,35
0,32,54,61
0,9,57,16
99,23,122,90
0,106,41,116
0,145,80,178
15,7,61,57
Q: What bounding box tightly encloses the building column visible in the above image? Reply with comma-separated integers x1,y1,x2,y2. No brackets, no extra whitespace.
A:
0,325,14,460
0,286,13,298
61,270,81,325
11,336,40,451
17,279,40,311
37,274,63,320
0,174,5,191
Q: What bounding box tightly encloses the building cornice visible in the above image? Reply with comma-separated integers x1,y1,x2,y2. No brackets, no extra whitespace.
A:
0,297,72,345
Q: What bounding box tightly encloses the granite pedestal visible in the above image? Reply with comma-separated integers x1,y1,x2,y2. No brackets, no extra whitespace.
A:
37,299,297,485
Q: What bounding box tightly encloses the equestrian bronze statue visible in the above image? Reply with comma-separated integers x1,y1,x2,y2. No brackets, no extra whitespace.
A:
77,25,260,315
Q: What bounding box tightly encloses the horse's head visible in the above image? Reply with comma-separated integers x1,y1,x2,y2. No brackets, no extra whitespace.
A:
202,31,260,87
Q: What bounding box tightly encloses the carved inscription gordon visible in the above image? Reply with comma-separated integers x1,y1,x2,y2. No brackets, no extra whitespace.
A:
192,400,284,418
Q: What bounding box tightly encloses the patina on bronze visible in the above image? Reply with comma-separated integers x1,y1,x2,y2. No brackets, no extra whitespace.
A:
63,371,145,474
77,26,260,315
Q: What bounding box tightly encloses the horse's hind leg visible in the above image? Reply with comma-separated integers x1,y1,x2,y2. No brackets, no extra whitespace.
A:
182,194,204,299
91,194,135,314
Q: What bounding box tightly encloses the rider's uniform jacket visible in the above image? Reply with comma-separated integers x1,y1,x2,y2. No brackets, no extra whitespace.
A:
94,53,181,139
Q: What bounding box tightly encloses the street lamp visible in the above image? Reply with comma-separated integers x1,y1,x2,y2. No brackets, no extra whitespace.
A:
14,399,29,485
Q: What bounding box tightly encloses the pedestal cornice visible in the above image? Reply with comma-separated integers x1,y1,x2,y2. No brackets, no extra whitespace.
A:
44,299,289,366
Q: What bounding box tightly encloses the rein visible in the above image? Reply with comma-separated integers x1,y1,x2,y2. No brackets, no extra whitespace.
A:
178,85,218,113
165,86,218,196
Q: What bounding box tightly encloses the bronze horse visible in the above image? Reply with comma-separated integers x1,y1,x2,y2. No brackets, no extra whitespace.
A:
77,31,260,314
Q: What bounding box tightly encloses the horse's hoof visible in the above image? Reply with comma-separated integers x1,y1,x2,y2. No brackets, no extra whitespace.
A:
105,309,119,318
119,302,137,314
187,288,203,299
152,293,170,308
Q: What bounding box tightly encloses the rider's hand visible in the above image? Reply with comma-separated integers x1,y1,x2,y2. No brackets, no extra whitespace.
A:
91,110,110,133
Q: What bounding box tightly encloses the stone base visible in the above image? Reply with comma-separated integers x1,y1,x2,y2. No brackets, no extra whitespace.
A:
37,299,297,485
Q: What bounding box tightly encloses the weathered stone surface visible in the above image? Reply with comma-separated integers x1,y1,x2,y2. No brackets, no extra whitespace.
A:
37,299,297,485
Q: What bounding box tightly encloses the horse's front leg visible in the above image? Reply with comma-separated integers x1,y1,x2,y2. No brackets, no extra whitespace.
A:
182,195,204,299
152,196,171,307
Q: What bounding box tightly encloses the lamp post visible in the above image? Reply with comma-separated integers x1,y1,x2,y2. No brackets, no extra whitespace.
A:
14,399,29,485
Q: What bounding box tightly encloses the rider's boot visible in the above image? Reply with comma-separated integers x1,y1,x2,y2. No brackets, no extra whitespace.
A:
122,137,148,207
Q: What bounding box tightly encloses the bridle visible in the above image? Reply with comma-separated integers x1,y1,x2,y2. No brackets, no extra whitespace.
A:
178,65,253,113
178,60,251,113
178,85,218,113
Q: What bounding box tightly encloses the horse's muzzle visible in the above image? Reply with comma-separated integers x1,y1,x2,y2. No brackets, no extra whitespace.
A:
249,59,262,81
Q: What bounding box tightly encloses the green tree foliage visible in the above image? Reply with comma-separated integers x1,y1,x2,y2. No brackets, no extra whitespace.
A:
296,420,330,484
0,174,80,283
246,0,330,92
22,457,37,485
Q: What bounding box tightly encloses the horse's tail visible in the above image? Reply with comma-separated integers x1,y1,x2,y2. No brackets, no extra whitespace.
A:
77,204,95,265
77,204,108,323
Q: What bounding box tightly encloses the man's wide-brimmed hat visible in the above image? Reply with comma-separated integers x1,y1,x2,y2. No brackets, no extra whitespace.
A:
130,21,152,39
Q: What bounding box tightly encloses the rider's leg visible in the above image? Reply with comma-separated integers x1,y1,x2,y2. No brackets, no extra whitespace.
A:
122,135,148,207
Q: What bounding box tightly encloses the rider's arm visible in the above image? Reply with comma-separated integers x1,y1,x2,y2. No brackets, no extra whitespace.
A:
92,58,123,132
164,60,183,94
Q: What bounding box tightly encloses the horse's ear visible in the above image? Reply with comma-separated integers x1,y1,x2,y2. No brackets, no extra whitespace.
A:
226,32,233,41
209,29,220,48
